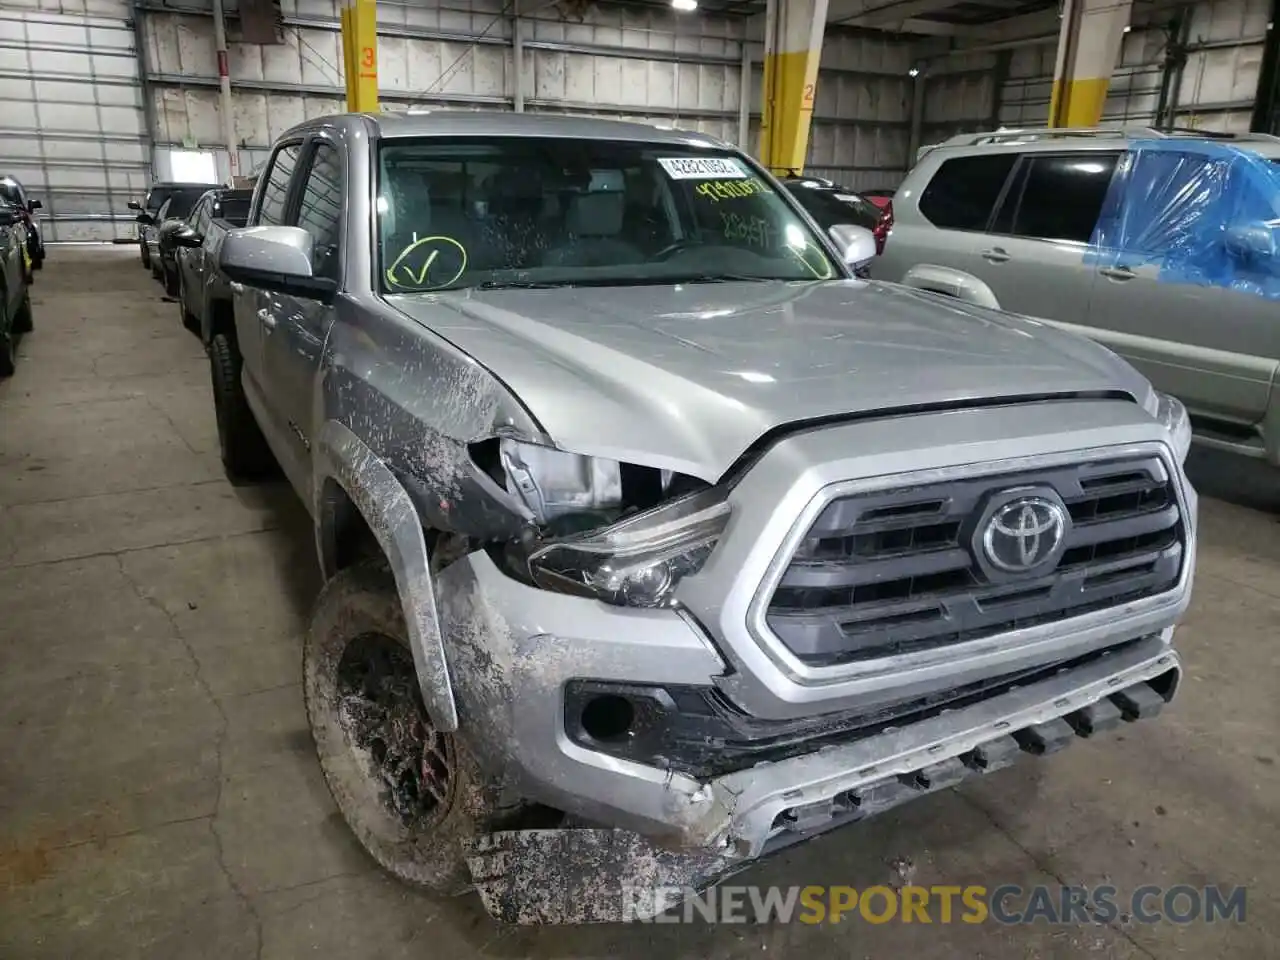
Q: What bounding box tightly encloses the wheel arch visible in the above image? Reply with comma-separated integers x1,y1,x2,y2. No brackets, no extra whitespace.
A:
312,419,459,732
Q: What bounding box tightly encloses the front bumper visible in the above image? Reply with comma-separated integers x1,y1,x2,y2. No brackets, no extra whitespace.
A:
439,550,1181,849
461,630,1180,923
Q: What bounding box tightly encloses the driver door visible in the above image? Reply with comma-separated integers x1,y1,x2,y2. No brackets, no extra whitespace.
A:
232,140,303,461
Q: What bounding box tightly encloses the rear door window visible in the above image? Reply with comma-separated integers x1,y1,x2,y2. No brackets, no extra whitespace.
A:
1000,153,1120,244
918,155,1016,231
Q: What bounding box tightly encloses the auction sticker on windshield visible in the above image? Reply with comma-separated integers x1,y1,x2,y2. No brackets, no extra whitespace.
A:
658,157,747,179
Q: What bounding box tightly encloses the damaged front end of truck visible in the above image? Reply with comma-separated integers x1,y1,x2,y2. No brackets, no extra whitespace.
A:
365,399,1192,924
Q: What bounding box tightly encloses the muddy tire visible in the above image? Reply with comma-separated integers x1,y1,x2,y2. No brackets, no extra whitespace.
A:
305,561,485,894
208,333,274,481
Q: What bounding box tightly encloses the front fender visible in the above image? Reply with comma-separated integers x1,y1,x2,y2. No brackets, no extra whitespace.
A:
312,419,459,731
900,264,1002,310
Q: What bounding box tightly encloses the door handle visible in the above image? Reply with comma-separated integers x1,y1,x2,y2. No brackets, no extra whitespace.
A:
981,247,1011,264
258,307,278,330
1100,265,1136,281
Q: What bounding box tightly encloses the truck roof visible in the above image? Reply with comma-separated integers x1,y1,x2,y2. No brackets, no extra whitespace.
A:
280,110,732,149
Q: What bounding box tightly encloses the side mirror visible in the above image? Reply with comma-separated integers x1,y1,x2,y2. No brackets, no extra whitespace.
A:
828,223,877,273
127,200,142,211
136,212,155,226
1225,221,1279,262
220,226,337,303
28,200,41,212
172,229,204,248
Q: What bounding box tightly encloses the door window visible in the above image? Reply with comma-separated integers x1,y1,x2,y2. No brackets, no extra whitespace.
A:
1002,153,1119,243
918,154,1016,231
294,142,343,280
257,143,301,226
190,197,210,232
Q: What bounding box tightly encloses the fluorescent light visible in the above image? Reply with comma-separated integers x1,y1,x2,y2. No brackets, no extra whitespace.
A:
672,0,697,10
1123,24,1132,32
908,66,920,78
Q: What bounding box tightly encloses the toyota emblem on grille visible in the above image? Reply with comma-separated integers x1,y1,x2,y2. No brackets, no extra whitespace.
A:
982,497,1068,573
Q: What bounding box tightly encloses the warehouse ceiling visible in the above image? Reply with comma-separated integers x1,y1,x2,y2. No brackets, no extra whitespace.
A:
613,0,1060,35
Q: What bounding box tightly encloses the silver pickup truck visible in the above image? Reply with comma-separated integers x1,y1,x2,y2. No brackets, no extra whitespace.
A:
209,112,1196,924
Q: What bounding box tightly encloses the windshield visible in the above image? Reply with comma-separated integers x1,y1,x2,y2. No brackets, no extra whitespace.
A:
785,185,882,231
377,137,838,293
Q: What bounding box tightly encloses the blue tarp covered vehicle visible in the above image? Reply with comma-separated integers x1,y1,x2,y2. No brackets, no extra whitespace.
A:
1088,138,1280,301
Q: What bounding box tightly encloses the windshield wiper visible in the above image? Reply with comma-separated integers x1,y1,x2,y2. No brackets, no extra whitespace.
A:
677,274,788,284
473,280,578,290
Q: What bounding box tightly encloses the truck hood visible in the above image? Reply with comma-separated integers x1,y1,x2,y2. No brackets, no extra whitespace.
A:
389,280,1153,481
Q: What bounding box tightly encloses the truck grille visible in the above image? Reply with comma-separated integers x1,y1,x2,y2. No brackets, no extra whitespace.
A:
766,455,1185,665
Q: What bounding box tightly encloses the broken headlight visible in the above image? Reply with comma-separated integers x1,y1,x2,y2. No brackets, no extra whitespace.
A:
528,486,730,608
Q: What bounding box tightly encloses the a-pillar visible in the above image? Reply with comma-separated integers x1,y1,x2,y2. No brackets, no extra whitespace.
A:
759,0,829,175
1047,0,1131,127
340,0,379,113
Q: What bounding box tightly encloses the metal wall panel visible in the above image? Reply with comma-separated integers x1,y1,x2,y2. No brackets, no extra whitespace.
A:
0,1,148,241
996,0,1269,133
138,2,913,188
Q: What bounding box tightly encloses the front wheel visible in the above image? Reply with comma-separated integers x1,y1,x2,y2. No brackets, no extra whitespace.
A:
305,561,488,893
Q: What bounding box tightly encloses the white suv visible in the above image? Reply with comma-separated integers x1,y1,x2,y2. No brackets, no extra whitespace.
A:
874,127,1280,466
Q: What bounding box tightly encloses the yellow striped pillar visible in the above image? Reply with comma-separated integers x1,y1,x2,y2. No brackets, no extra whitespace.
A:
759,0,829,175
1047,0,1131,127
340,0,379,113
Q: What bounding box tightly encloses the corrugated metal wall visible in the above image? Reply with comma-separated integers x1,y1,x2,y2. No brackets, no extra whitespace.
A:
137,1,915,188
0,0,149,241
996,0,1271,132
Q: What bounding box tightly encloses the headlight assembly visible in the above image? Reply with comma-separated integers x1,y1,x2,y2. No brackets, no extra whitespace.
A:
1154,392,1192,463
527,486,730,608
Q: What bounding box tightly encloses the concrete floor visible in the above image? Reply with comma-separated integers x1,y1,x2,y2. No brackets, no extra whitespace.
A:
1,246,1277,959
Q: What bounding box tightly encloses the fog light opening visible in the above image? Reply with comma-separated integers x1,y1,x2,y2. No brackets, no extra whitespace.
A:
580,694,635,743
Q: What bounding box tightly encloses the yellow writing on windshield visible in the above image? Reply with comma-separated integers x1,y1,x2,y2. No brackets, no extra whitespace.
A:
385,235,468,290
695,178,774,202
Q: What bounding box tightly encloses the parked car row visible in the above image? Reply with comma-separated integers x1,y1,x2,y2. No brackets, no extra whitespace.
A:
131,183,252,339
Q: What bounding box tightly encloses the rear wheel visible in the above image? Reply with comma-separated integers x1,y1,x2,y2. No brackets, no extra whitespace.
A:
305,561,488,893
163,263,179,297
0,296,14,378
208,333,275,480
11,289,33,335
140,242,150,269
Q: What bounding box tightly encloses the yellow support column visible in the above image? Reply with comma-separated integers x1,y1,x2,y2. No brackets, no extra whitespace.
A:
1047,0,1131,127
340,0,379,113
759,0,829,175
